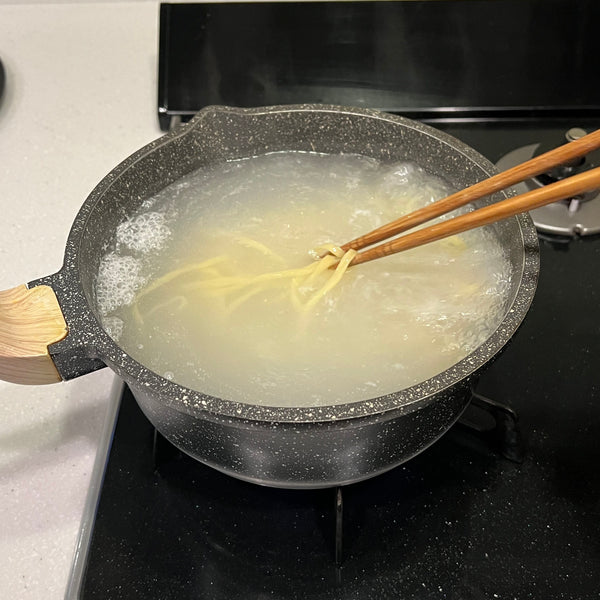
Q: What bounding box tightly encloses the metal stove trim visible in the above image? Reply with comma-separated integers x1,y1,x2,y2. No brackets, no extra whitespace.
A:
64,377,123,600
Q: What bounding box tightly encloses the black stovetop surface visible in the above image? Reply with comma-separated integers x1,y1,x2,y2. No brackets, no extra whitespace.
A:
80,3,600,597
79,121,600,599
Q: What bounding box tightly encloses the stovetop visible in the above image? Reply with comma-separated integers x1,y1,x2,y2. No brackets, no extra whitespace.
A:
72,2,600,598
75,120,600,600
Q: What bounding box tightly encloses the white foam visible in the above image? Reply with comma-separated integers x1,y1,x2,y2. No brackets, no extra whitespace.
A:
102,315,124,341
95,252,145,315
116,211,171,254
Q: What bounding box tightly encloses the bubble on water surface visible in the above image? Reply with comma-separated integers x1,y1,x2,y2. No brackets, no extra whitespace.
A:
116,211,171,254
96,252,145,315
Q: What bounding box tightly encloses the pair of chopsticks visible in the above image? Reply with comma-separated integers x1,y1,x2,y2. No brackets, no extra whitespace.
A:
343,129,600,266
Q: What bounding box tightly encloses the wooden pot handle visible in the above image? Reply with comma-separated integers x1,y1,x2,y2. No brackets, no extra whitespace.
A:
0,284,68,385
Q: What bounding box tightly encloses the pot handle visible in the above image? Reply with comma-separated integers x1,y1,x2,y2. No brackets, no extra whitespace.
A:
0,284,68,384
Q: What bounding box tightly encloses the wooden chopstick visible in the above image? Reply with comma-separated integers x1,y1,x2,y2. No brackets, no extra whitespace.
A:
349,164,600,267
341,128,600,257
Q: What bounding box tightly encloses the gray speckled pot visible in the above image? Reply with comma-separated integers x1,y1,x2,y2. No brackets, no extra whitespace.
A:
30,105,539,488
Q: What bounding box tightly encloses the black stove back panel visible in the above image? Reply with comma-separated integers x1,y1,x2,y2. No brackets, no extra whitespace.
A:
159,0,600,129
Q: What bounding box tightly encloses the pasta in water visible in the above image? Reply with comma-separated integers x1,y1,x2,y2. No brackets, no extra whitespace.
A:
95,152,512,407
131,242,356,325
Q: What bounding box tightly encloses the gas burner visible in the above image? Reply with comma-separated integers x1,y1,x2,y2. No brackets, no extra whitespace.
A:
496,128,600,236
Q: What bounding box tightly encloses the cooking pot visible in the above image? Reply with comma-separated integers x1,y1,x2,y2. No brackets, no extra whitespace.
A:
0,105,539,488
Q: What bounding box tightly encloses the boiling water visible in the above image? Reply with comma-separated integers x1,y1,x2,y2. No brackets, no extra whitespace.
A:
95,152,512,407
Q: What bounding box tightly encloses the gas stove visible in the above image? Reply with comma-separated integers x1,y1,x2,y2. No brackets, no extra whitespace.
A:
69,3,600,599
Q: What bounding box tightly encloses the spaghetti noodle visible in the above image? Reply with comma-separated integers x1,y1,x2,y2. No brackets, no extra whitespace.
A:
133,241,357,323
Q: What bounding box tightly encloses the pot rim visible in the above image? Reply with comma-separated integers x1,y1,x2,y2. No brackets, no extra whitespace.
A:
58,104,540,424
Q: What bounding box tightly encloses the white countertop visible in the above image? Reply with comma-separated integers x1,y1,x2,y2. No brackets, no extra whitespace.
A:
0,2,164,597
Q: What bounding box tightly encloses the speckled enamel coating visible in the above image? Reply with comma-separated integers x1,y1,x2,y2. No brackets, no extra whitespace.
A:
29,105,539,488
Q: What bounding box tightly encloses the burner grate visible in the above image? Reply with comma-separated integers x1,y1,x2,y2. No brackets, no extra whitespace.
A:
496,128,600,236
